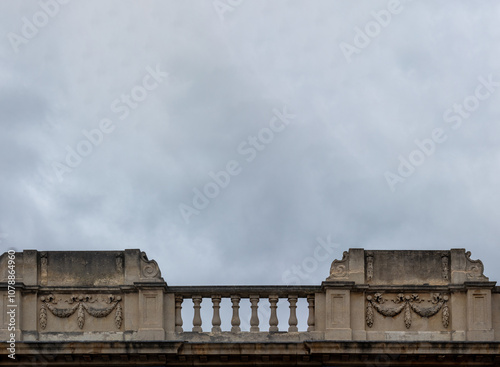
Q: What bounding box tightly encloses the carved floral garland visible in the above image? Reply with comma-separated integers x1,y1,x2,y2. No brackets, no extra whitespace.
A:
366,293,449,329
39,294,122,330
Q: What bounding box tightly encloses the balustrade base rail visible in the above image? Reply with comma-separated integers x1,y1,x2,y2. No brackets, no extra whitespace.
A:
175,331,325,343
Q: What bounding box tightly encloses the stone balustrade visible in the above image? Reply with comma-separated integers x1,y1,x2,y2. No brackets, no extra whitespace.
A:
168,286,319,334
0,248,499,346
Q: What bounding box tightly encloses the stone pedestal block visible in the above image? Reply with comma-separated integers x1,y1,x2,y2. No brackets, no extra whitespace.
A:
324,289,352,340
467,288,493,341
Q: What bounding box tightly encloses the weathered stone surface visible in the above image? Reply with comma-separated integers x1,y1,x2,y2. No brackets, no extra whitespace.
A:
326,249,489,285
1,248,499,365
43,251,125,286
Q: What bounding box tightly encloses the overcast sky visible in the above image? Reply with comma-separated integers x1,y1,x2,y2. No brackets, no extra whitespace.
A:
1,0,500,287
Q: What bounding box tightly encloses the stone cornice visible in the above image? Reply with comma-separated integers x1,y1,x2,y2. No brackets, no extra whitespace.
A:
2,340,500,366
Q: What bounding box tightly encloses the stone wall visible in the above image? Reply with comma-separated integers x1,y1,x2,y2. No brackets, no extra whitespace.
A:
322,248,496,341
0,248,497,343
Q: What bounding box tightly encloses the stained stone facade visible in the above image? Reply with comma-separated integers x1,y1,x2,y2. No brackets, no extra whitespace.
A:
1,248,500,366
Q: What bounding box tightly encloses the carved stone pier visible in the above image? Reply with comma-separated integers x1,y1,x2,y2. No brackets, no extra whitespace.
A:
1,248,500,366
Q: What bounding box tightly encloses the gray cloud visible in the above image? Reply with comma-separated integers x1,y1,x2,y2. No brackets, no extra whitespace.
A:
0,0,499,287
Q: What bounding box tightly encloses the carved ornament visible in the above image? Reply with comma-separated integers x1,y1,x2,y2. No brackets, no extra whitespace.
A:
327,251,349,280
366,293,449,329
40,252,48,285
140,251,161,279
465,251,488,280
39,294,122,330
366,252,374,281
441,254,449,280
115,253,123,272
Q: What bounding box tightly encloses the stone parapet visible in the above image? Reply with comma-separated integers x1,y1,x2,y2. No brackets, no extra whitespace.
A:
0,248,497,347
326,248,489,285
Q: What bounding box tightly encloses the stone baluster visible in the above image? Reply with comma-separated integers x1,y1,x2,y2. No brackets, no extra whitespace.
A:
307,295,315,331
269,295,279,332
231,295,241,332
175,295,183,333
288,295,298,332
192,296,203,332
211,295,222,333
249,295,260,332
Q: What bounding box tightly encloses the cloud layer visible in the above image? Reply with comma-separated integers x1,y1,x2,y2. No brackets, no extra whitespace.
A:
1,0,499,287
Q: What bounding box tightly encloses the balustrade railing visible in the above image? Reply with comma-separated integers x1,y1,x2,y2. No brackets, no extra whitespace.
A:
168,286,320,333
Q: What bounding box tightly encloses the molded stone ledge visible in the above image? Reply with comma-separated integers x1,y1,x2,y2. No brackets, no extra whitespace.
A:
137,328,165,341
464,281,497,288
4,340,500,366
467,329,495,341
39,331,126,342
325,328,352,340
380,331,452,342
175,331,325,343
451,330,467,341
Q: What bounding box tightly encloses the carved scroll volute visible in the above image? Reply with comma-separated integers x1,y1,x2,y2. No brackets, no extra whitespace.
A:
140,252,162,279
327,251,349,280
465,251,488,280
